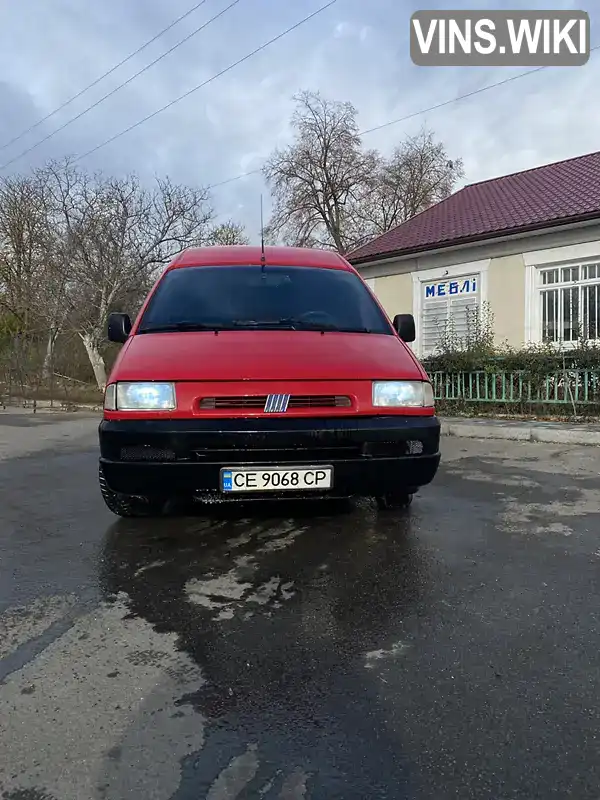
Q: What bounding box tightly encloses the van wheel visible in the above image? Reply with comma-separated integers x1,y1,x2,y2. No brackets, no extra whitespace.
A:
375,491,413,511
99,465,165,518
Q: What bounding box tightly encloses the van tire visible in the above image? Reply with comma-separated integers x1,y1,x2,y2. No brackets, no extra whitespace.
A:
375,491,413,511
99,464,165,518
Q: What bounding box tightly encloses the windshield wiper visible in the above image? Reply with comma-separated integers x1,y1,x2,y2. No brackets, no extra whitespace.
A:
138,321,231,333
140,319,375,334
231,319,297,329
231,318,372,332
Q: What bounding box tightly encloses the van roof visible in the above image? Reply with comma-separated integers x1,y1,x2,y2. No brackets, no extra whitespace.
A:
168,245,352,271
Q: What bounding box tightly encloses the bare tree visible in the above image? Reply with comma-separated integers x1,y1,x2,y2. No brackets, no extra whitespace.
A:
44,158,216,390
207,220,249,245
0,171,60,391
263,92,463,253
351,127,464,247
262,90,374,253
0,173,51,324
0,160,249,399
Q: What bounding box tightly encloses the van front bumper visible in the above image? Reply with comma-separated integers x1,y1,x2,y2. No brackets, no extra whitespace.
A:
98,415,441,499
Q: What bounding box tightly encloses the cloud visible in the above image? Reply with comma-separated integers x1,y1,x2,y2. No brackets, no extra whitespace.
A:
0,0,598,240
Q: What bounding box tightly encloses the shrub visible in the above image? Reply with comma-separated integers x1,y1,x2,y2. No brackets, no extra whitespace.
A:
421,303,600,418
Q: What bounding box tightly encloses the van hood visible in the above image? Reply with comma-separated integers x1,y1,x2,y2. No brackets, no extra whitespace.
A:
110,330,426,382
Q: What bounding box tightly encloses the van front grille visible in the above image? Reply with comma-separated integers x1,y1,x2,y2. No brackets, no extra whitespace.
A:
198,395,352,410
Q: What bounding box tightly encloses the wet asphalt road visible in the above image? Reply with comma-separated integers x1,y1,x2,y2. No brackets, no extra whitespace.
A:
1,412,599,799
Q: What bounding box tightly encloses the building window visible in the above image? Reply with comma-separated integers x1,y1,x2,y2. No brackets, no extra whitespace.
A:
420,273,480,354
539,262,600,343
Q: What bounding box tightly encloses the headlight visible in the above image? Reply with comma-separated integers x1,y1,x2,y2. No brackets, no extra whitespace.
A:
104,382,176,410
372,380,434,407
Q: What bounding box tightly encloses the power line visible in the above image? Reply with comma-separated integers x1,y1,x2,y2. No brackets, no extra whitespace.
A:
361,45,600,136
0,0,214,153
0,0,243,171
206,45,600,190
72,0,337,163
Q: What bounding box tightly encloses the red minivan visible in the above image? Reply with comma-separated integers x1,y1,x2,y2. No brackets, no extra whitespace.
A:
99,245,440,516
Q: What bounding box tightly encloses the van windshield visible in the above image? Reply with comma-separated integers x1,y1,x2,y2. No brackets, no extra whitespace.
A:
137,265,393,335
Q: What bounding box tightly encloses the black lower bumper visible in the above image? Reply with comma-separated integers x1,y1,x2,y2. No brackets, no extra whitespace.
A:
98,415,441,498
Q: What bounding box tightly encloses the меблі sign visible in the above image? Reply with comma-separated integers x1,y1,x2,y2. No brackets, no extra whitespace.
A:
424,277,477,298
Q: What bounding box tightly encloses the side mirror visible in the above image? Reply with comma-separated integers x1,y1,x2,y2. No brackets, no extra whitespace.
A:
107,312,132,344
392,313,416,342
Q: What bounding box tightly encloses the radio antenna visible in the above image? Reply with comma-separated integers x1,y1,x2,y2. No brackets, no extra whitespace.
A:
260,193,266,271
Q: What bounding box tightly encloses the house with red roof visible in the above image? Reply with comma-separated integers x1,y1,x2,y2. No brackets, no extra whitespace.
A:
347,149,600,358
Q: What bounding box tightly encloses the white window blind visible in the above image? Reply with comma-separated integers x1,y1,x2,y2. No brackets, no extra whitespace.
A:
420,274,480,355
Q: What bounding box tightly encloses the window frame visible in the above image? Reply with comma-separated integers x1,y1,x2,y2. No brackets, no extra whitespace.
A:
411,259,490,357
537,261,600,344
524,248,600,347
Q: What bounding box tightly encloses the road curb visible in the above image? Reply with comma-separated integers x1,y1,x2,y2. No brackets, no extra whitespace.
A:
442,418,600,446
0,401,102,414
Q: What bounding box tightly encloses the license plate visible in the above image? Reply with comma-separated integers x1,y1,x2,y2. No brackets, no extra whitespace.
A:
220,465,333,493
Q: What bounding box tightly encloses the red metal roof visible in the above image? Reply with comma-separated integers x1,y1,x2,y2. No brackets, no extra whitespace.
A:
171,245,350,270
348,150,600,264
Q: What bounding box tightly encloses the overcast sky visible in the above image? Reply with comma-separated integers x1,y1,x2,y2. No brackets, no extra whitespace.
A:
0,0,597,240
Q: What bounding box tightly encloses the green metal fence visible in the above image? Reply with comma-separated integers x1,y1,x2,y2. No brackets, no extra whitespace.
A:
430,369,600,407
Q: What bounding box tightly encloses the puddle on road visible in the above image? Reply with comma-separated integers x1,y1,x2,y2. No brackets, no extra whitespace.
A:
2,497,420,800
443,452,600,542
0,515,315,800
444,467,541,489
364,640,411,669
198,744,310,799
499,487,600,537
184,521,304,622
